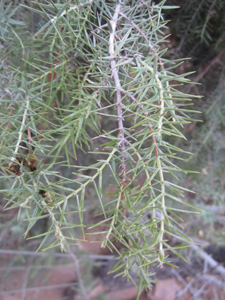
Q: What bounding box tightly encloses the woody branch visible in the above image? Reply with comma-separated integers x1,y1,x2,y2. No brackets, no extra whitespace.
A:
109,3,126,217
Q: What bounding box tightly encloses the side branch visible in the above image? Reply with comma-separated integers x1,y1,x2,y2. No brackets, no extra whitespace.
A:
9,95,30,165
120,12,176,121
123,89,165,264
140,60,165,139
120,11,165,71
109,4,126,217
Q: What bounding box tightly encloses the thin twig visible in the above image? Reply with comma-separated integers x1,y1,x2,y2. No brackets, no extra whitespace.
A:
65,245,89,300
21,266,30,300
0,283,76,295
0,74,10,80
171,269,196,298
120,11,165,72
0,88,15,131
122,87,165,264
120,11,176,122
0,264,71,271
140,0,153,13
31,180,66,252
191,243,225,278
200,275,225,289
140,61,165,138
6,105,14,130
9,95,30,165
35,0,93,35
153,210,225,278
27,127,32,144
176,0,205,55
0,249,117,260
184,48,225,94
0,228,8,244
189,277,211,300
109,3,126,217
88,23,108,38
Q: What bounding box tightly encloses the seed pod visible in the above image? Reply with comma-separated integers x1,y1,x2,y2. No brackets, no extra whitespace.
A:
28,154,38,171
38,189,53,203
8,156,27,176
38,189,47,197
8,162,21,176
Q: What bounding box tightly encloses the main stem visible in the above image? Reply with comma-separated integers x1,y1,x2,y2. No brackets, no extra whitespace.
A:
109,4,126,217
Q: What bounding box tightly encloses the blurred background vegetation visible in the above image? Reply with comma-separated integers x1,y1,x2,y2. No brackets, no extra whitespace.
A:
165,0,225,246
0,0,225,299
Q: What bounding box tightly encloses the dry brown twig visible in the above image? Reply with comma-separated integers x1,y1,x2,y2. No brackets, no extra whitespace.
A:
184,48,225,94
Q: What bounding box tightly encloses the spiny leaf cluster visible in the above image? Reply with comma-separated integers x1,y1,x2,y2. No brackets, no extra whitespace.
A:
0,0,199,291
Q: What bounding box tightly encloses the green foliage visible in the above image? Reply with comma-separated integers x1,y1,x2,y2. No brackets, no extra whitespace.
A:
0,0,198,291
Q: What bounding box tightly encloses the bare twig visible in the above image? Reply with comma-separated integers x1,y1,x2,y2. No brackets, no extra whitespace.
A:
200,275,225,289
191,243,225,278
0,264,71,271
184,48,225,94
0,228,8,244
21,266,30,300
65,245,89,300
0,283,76,295
0,249,117,260
152,210,225,277
171,269,196,298
189,277,211,300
